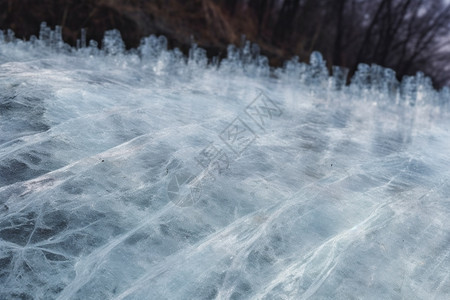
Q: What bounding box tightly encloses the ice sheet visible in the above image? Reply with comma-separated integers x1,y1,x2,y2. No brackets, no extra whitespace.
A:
0,25,449,299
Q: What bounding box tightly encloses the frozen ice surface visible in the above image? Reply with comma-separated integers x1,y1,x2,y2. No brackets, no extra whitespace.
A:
0,25,449,299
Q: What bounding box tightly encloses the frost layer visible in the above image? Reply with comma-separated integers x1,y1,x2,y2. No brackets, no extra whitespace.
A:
0,25,449,299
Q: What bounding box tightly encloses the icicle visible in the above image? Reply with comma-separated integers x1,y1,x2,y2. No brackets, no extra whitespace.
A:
87,40,100,56
330,66,348,91
39,22,51,45
219,39,269,76
415,72,434,106
139,35,167,60
81,28,87,49
210,56,220,69
102,30,125,55
400,76,417,106
188,44,207,69
138,35,183,75
6,29,15,43
309,51,328,76
351,64,371,89
54,25,63,48
368,64,384,92
304,51,329,93
381,68,398,102
276,56,307,82
29,35,37,45
350,63,371,101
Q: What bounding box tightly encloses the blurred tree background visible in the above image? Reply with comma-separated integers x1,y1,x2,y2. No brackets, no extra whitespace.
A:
1,0,449,87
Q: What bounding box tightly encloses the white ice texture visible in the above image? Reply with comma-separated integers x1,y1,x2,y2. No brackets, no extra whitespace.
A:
0,23,450,300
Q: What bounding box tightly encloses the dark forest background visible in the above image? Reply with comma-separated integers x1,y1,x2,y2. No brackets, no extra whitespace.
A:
1,0,449,87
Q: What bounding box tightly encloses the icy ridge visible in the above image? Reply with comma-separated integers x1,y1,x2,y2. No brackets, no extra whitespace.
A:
0,22,448,111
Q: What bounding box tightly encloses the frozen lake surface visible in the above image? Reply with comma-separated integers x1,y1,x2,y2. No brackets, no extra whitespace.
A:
0,25,449,299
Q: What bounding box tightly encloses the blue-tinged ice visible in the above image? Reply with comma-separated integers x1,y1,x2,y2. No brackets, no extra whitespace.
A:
0,23,449,300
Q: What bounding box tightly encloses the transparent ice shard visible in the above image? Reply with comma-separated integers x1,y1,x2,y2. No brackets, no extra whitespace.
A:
220,40,270,77
139,35,167,60
330,66,348,91
102,30,125,55
188,44,208,69
305,51,329,88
